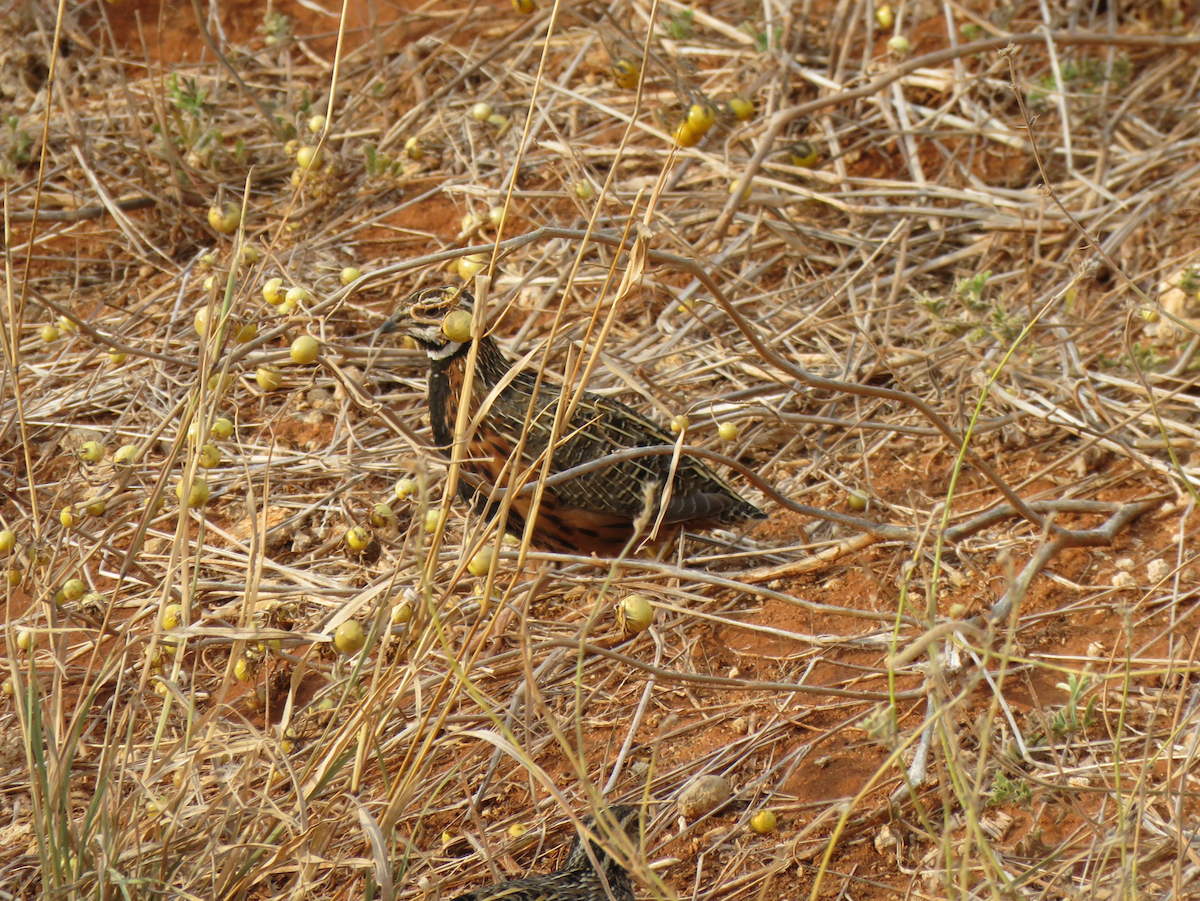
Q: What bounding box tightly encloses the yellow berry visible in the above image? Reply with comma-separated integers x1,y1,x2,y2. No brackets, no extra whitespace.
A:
56,315,77,333
80,440,106,463
574,181,595,200
468,545,494,577
612,58,640,89
285,286,310,305
307,114,327,134
6,568,21,587
1,677,14,696
231,320,257,344
194,307,212,337
404,136,424,160
114,444,140,465
508,822,528,837
256,366,283,391
789,141,819,169
686,103,716,135
457,254,486,281
442,310,474,343
0,530,14,553
394,478,418,500
370,503,394,528
471,102,493,122
750,809,777,834
512,0,535,13
41,324,60,342
334,620,366,654
290,335,320,364
847,490,868,511
673,121,702,148
296,145,322,170
84,497,106,517
345,525,372,551
16,628,35,652
485,113,510,134
718,421,738,441
876,4,894,29
392,602,413,624
340,266,362,286
263,277,285,305
161,603,183,630
233,656,253,682
176,476,211,508
670,414,689,433
197,444,221,469
728,97,755,121
211,417,234,440
488,205,506,227
107,351,128,365
423,509,442,533
59,507,77,528
62,579,86,601
887,34,910,54
207,202,241,234
240,245,261,265
617,594,654,633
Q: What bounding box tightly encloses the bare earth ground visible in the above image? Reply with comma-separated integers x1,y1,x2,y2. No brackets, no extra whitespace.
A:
3,0,1200,899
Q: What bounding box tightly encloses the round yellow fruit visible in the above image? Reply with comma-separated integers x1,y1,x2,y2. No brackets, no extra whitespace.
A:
107,351,128,365
16,628,35,652
887,34,910,54
468,545,494,576
617,594,654,633
85,497,106,517
370,503,394,528
876,4,894,28
344,525,372,551
197,444,221,469
41,324,60,342
404,136,424,160
750,809,777,834
673,121,702,148
176,476,211,508
847,490,868,511
0,530,14,553
296,145,322,170
263,277,285,305
59,507,77,528
512,0,535,13
208,202,241,234
80,440,106,463
471,102,493,122
62,578,86,601
728,97,755,121
233,656,253,682
284,286,310,305
256,366,283,391
161,603,183,631
457,254,486,281
686,103,716,135
670,414,689,433
114,444,140,465
307,114,326,134
394,478,418,500
442,309,474,343
290,335,320,364
612,58,640,89
334,620,366,654
211,417,235,440
340,267,362,286
423,509,442,533
718,421,738,441
789,141,819,168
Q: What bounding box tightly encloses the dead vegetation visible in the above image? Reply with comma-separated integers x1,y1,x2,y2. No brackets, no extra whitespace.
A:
3,0,1200,899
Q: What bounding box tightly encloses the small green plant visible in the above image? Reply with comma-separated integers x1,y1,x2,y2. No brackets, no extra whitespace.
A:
1127,342,1171,372
738,21,783,53
262,11,290,45
1026,55,1132,108
4,116,33,165
1050,670,1097,736
958,269,992,312
987,770,1032,806
664,8,695,40
363,145,403,177
165,73,215,152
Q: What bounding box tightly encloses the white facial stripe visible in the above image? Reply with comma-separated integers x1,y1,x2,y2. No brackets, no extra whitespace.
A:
428,340,463,360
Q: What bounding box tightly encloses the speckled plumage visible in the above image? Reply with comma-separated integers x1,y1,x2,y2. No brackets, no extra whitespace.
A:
451,807,640,901
387,286,766,554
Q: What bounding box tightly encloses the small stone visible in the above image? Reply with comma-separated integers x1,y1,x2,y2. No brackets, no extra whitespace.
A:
1111,571,1136,589
1146,558,1171,584
1114,557,1136,572
678,774,732,820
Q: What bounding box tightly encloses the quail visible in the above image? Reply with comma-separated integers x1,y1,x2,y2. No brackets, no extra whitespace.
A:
384,286,766,555
452,806,640,901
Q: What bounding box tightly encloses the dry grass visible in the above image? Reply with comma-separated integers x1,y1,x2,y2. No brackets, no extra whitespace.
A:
3,0,1200,899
